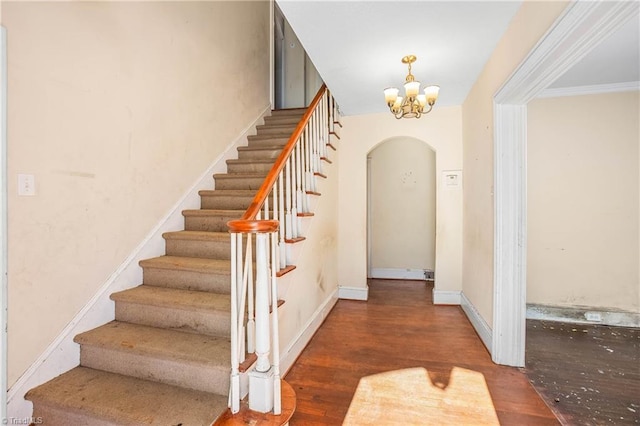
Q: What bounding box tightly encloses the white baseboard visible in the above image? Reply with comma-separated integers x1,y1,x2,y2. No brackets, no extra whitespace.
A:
433,290,461,305
338,285,369,301
527,304,640,328
369,268,428,280
460,292,493,353
280,289,338,376
7,106,271,420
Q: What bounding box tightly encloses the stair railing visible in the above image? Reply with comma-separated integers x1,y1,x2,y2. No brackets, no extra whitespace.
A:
227,84,339,415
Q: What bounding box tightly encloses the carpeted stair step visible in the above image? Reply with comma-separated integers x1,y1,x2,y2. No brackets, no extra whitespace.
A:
163,230,231,259
237,145,283,160
262,114,303,126
255,123,298,136
247,134,290,147
111,285,231,337
213,173,268,191
25,366,227,426
74,321,230,394
183,209,245,232
139,255,231,292
199,189,256,210
247,135,288,146
162,231,231,260
269,108,306,117
226,158,276,174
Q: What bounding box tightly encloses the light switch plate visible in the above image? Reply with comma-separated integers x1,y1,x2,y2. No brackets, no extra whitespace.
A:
18,174,35,196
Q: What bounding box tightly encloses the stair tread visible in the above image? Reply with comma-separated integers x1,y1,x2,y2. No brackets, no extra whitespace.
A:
247,134,290,141
258,119,298,125
226,158,277,165
139,255,231,272
163,230,229,242
25,366,226,425
182,209,245,216
198,188,257,194
75,321,230,365
237,145,284,151
111,285,231,311
213,172,268,178
263,118,300,125
199,189,256,196
270,108,306,114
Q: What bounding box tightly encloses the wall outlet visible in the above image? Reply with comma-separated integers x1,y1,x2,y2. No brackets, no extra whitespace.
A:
18,174,35,196
585,312,602,322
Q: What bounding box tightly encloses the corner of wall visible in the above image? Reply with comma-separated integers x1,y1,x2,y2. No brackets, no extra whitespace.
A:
338,285,369,301
433,289,461,305
460,292,493,353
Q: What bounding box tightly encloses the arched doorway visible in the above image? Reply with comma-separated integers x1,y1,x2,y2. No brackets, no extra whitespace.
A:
367,137,436,281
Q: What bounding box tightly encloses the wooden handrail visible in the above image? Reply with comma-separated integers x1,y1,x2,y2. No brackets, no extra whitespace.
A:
227,84,327,234
226,219,278,234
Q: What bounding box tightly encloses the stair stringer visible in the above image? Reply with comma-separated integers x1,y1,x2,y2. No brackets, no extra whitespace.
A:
7,105,272,420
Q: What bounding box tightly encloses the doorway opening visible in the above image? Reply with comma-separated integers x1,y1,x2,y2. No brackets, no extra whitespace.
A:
367,138,436,282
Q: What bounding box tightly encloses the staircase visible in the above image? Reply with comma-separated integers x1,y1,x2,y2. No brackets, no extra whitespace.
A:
25,108,307,426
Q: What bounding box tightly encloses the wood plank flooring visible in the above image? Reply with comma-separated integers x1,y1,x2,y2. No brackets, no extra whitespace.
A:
525,320,640,425
284,279,559,425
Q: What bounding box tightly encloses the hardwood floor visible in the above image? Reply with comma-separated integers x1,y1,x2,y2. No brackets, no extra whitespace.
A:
525,320,640,425
284,279,559,425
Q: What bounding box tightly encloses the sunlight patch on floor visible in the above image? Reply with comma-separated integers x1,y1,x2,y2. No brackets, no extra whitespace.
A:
343,367,500,425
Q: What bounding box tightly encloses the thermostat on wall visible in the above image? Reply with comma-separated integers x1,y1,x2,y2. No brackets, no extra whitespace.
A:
443,170,462,189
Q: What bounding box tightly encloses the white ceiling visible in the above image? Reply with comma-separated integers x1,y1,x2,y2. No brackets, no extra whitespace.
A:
549,16,639,89
276,1,640,116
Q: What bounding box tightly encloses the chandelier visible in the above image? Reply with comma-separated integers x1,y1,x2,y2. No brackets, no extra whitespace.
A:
384,55,440,119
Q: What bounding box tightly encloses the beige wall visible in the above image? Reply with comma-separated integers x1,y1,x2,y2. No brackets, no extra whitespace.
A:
461,1,569,323
369,138,436,271
278,142,339,369
3,1,270,386
283,19,305,108
527,91,639,312
338,107,463,293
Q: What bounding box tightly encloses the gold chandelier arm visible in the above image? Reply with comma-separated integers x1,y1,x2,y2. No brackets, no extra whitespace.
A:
385,55,437,119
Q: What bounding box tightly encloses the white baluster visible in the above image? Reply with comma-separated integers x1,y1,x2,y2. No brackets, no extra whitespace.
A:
270,231,282,415
246,234,255,354
312,111,319,191
296,141,304,215
249,232,275,413
254,233,270,373
229,233,240,414
290,154,298,239
315,107,323,177
300,128,308,214
272,181,279,272
236,233,245,362
278,173,286,269
285,157,293,240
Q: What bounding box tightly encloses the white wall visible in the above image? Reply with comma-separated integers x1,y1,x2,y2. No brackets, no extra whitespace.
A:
461,0,569,323
338,107,463,295
527,91,639,312
369,138,436,272
3,1,270,387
